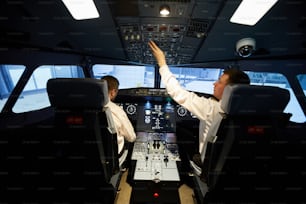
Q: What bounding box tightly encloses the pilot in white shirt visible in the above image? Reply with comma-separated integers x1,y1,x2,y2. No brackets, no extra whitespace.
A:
101,75,136,157
105,100,136,154
148,40,250,166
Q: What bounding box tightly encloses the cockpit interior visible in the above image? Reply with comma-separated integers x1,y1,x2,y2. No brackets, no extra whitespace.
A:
0,0,306,203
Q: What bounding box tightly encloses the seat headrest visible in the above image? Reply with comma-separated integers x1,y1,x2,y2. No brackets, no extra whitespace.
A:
47,78,109,109
221,84,290,115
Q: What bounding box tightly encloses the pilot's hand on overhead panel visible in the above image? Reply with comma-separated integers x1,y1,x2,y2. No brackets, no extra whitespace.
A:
148,41,167,68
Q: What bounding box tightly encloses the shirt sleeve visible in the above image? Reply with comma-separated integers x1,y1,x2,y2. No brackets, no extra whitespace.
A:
159,65,217,121
108,102,137,143
117,108,137,142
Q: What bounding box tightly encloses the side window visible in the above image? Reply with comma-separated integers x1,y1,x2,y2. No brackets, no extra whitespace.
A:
12,65,84,113
297,74,306,97
247,72,306,123
0,64,26,112
158,67,305,123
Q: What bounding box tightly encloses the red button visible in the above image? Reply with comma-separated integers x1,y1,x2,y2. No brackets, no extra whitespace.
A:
153,192,159,198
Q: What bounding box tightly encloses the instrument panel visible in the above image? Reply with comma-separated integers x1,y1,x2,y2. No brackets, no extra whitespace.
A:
118,102,196,123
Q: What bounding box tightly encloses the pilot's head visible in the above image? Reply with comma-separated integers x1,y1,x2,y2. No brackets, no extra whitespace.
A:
213,68,250,100
101,75,119,101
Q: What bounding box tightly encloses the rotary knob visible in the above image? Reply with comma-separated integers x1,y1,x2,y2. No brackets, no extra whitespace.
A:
177,106,187,117
126,104,136,115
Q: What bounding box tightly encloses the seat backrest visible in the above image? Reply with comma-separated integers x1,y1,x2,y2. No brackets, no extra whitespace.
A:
202,84,292,198
221,84,290,115
45,78,120,203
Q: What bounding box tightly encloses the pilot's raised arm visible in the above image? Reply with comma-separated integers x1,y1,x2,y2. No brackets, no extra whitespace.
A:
148,40,250,171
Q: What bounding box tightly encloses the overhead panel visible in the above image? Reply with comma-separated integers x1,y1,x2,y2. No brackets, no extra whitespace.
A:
113,0,210,65
118,18,188,64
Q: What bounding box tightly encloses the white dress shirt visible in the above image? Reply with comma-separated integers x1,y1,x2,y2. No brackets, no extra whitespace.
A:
159,65,223,162
105,100,136,154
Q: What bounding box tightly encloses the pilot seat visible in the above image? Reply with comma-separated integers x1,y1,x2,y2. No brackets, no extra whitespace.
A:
46,78,123,203
192,84,292,203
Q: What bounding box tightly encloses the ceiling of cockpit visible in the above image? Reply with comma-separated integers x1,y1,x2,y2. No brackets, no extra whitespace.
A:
0,0,305,65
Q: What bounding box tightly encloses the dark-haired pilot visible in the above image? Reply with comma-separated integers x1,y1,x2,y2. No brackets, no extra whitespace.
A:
148,40,250,175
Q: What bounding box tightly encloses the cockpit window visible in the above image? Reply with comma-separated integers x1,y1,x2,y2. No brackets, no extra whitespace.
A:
12,65,84,113
247,71,305,123
160,67,222,94
160,66,305,123
92,64,155,88
3,63,305,123
0,64,26,112
297,74,306,97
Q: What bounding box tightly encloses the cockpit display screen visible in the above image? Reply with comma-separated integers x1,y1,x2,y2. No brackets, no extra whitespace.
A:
136,101,176,133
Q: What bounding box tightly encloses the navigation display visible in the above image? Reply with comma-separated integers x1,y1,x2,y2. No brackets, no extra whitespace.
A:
136,101,176,133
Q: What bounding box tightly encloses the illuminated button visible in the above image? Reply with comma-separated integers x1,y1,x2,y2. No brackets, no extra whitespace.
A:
153,192,159,198
126,104,137,115
177,106,187,117
145,116,151,124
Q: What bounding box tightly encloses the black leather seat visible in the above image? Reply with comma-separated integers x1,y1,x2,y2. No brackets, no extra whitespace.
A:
45,78,121,203
193,84,292,203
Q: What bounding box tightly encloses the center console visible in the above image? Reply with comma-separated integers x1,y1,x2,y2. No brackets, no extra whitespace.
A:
129,132,181,203
131,132,180,182
115,88,199,204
